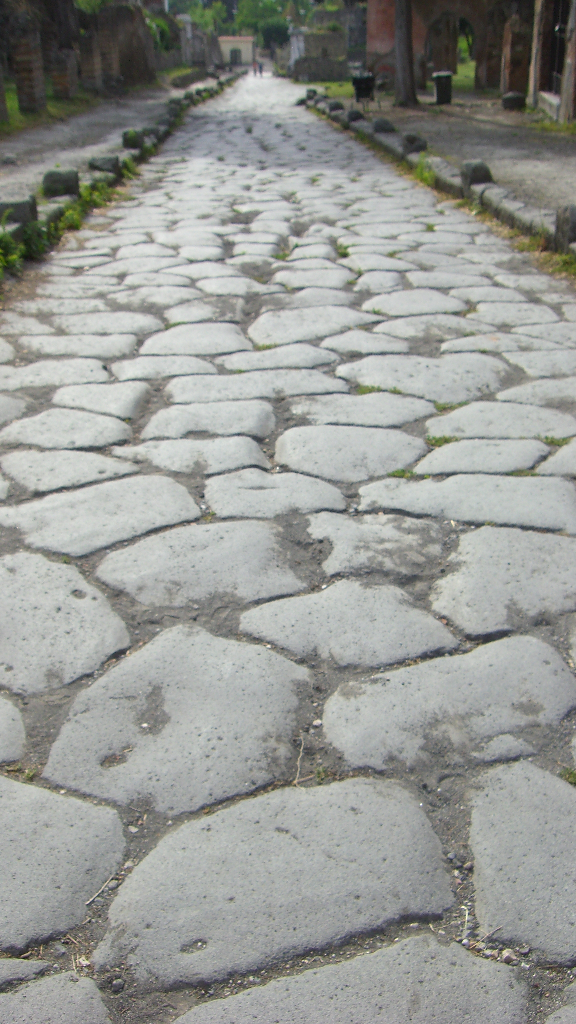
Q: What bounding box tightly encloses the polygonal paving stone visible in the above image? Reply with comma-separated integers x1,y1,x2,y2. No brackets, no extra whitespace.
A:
268,287,354,309
197,277,279,296
20,334,137,358
432,525,576,635
320,329,408,354
0,394,26,425
426,402,576,439
450,286,527,303
543,985,576,1024
537,440,576,475
173,935,526,1024
44,625,307,814
407,271,491,289
470,762,576,964
0,958,48,988
362,289,466,317
52,311,162,335
240,579,456,666
0,409,131,449
0,776,124,952
0,313,55,335
164,301,218,323
96,520,303,605
271,268,353,289
0,359,110,391
141,322,250,356
166,370,348,404
112,355,216,380
337,354,507,402
1,450,137,492
353,270,402,292
52,382,150,419
0,972,112,1024
471,302,559,327
216,344,338,371
441,332,561,354
372,313,497,340
512,323,576,344
275,425,426,482
497,378,576,405
0,695,25,762
472,734,537,763
291,392,434,426
0,552,128,695
88,258,185,278
16,298,110,315
414,439,549,475
341,253,417,272
358,475,576,532
0,474,8,499
109,285,201,309
93,777,453,987
205,468,345,518
0,476,199,556
504,350,576,376
323,637,576,769
112,437,268,474
0,339,15,363
307,511,442,575
142,400,275,440
247,306,380,346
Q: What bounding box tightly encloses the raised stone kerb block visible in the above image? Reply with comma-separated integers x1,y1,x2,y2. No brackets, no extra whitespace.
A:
461,160,493,193
43,170,80,199
555,205,576,253
0,195,38,225
402,132,427,156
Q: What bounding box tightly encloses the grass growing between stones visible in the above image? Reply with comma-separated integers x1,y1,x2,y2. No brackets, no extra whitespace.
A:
356,385,382,394
388,468,415,477
560,767,576,786
540,436,571,446
414,154,436,188
426,435,458,446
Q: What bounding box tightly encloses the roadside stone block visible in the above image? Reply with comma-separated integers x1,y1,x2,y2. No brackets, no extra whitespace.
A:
217,343,338,371
44,625,307,814
0,552,128,695
53,312,162,335
0,476,200,556
497,377,576,405
320,329,408,354
471,762,576,963
93,778,453,987
0,339,15,363
323,636,576,768
205,468,345,518
0,776,124,952
0,958,48,988
0,973,112,1023
537,440,576,475
275,425,426,482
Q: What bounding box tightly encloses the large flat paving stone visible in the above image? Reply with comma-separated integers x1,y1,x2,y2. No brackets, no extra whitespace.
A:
247,306,380,346
0,476,200,556
337,354,507,403
52,311,162,335
174,934,526,1024
240,579,457,666
372,313,497,340
471,302,558,326
141,322,250,356
497,377,576,405
414,439,549,475
0,973,112,1024
320,328,408,354
432,525,576,635
426,401,576,439
537,439,576,475
216,343,338,371
544,986,576,1024
291,392,435,426
0,359,109,391
0,958,48,988
0,394,26,425
504,350,576,377
271,268,353,289
110,285,201,309
441,331,562,354
362,288,466,317
0,450,137,492
93,777,453,987
142,400,275,440
205,468,345,518
112,437,268,474
167,370,348,404
275,425,426,482
0,551,128,695
323,636,576,769
358,474,576,532
20,334,137,358
112,355,216,379
470,762,576,964
96,520,304,605
0,338,15,363
44,625,307,814
0,409,131,449
52,382,150,419
0,695,25,762
164,301,217,323
307,511,442,575
0,776,124,952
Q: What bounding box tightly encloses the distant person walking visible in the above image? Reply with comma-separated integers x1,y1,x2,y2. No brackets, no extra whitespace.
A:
258,62,263,76
253,59,258,75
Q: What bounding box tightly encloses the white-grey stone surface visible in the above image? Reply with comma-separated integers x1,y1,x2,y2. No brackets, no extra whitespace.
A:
323,637,576,768
0,394,26,426
0,959,48,988
141,400,275,440
291,391,434,426
167,369,348,404
1,449,137,492
247,306,379,346
0,972,112,1023
319,328,408,354
414,438,549,475
240,579,457,666
307,511,442,575
0,552,128,695
0,476,199,555
96,520,303,604
0,695,25,762
52,381,150,419
20,334,137,358
432,526,576,634
44,625,307,813
216,343,338,370
337,354,507,402
141,322,250,356
93,778,453,986
275,425,426,482
426,401,576,439
471,762,576,964
205,468,346,518
112,355,216,379
0,776,124,951
0,338,15,363
0,409,131,450
111,436,268,474
537,439,576,475
0,359,109,391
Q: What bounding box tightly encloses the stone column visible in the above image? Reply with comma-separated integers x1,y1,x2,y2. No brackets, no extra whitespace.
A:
51,49,79,99
528,0,547,106
500,16,532,94
79,31,102,92
98,9,121,90
12,31,46,114
0,70,9,123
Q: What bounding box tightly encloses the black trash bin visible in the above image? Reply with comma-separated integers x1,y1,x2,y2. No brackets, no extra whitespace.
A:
432,70,452,105
352,73,375,104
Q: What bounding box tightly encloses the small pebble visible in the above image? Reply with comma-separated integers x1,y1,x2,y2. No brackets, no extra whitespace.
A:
111,978,125,993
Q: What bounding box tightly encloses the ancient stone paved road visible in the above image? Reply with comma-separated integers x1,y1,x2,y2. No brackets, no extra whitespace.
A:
2,71,576,1024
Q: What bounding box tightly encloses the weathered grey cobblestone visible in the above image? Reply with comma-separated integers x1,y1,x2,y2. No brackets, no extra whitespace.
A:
0,972,112,1023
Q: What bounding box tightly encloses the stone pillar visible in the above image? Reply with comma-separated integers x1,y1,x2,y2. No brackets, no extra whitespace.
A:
528,0,547,105
98,9,121,90
500,16,532,94
560,0,576,121
51,49,79,99
12,31,46,114
0,70,8,123
79,31,102,92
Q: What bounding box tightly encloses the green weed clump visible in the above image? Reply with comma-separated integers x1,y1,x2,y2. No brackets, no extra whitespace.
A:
356,384,382,394
426,435,458,447
414,153,436,188
0,213,24,279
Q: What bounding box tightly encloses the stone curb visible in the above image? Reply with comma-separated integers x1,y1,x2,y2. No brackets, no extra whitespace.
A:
306,93,558,250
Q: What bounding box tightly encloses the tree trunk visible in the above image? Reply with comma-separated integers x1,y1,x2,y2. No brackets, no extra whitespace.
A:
394,0,417,107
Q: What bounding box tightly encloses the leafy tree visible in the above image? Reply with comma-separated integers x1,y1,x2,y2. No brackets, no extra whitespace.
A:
188,0,228,34
261,17,289,47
